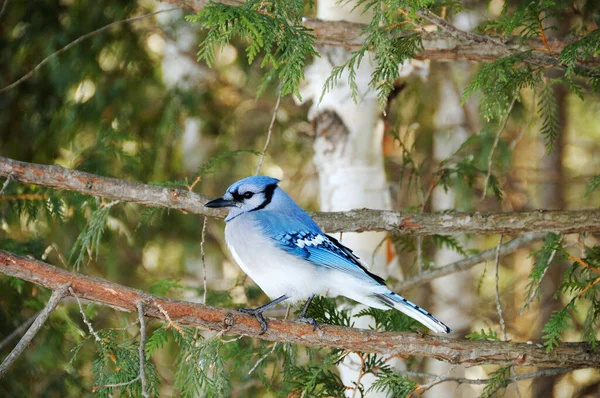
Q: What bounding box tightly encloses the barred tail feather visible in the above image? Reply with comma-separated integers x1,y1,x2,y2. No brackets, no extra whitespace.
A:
376,292,453,334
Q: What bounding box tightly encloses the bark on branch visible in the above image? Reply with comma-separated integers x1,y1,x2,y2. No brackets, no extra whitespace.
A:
2,156,600,235
159,0,595,68
0,249,598,369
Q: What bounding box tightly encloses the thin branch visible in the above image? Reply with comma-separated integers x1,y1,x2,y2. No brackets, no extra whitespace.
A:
520,244,559,314
0,8,181,93
1,249,598,369
255,90,282,175
396,233,546,292
0,312,40,352
494,235,508,341
248,343,278,375
410,367,575,390
200,216,208,305
137,301,149,398
3,156,600,235
94,376,141,392
0,282,71,378
0,173,15,196
0,0,8,20
69,287,101,342
482,96,517,200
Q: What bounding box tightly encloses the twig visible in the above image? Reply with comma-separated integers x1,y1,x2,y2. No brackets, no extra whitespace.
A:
0,8,181,93
93,376,141,392
248,342,278,375
200,216,208,305
520,244,559,314
41,243,68,268
395,233,546,292
0,173,15,196
69,287,101,342
416,8,506,48
152,299,184,335
416,235,423,273
137,301,149,398
511,367,522,398
410,367,575,390
0,0,8,20
0,282,71,378
0,312,40,352
482,96,517,200
494,235,508,341
255,90,282,175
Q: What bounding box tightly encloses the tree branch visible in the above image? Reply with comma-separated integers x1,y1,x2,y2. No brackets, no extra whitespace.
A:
159,0,596,69
396,233,546,292
2,156,600,235
0,282,71,378
0,249,598,369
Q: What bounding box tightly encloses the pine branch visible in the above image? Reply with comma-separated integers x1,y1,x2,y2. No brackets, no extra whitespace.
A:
2,157,600,235
1,249,599,369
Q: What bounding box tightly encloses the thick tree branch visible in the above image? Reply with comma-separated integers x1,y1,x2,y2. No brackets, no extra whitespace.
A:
2,156,600,235
159,0,595,68
0,250,599,369
0,282,71,378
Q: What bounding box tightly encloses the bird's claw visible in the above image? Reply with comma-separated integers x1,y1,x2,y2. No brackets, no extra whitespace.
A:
238,308,268,335
296,316,318,331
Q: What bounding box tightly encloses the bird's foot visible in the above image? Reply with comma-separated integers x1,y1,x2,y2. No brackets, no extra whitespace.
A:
295,316,318,331
238,308,268,335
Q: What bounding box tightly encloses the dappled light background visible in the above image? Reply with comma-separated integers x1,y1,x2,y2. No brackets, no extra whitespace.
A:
1,0,600,397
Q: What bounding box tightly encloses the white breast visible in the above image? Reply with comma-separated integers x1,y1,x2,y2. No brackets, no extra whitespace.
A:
224,215,328,302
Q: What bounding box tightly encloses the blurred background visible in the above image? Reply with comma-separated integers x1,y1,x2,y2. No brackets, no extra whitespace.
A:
1,0,599,396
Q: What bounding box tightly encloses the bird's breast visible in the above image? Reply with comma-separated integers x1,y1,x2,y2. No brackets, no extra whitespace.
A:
224,215,326,301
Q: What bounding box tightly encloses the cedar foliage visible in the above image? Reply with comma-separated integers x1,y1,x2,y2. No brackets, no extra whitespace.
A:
1,0,600,396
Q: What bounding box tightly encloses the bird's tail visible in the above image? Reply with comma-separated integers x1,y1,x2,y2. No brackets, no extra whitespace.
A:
375,291,453,334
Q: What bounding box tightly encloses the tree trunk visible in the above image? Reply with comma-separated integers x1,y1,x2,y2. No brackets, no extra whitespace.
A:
298,1,396,395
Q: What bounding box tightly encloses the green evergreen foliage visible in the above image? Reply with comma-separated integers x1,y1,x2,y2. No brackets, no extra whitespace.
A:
466,328,500,341
92,329,159,398
174,328,231,397
481,366,514,398
303,296,354,327
584,175,600,198
69,204,114,270
285,363,347,397
369,370,416,398
523,233,563,309
323,0,426,106
356,307,425,332
463,52,541,121
187,0,318,99
542,304,574,352
486,0,566,40
541,245,600,351
538,80,561,153
560,29,600,90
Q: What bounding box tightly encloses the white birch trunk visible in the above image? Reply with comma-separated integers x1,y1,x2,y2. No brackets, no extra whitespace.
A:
298,2,397,396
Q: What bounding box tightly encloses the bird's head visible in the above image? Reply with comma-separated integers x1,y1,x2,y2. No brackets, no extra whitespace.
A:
205,176,280,221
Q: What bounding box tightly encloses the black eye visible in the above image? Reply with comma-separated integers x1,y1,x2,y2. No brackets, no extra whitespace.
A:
242,192,254,199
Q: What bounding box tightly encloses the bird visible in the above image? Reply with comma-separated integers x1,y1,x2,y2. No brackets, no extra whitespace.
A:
205,176,452,335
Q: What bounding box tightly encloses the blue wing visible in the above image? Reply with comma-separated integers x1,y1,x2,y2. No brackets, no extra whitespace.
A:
250,211,386,285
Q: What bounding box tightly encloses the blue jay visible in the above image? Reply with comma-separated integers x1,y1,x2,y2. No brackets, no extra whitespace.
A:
205,176,452,335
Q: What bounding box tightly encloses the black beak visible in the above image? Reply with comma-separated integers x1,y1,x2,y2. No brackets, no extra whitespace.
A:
204,197,237,208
